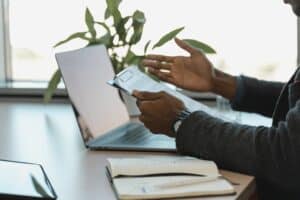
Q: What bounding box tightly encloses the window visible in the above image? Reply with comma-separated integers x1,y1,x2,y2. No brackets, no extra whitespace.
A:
8,0,87,82
1,0,298,86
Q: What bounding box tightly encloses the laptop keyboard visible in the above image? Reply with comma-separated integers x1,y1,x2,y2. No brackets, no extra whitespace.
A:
91,122,175,147
119,125,152,144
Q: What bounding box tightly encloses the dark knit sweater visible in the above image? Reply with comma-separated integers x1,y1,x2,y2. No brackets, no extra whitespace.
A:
176,68,300,199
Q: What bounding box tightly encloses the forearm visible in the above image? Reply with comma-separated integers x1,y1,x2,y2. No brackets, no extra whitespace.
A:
176,105,300,191
212,68,285,117
212,69,238,101
176,111,257,174
231,76,284,117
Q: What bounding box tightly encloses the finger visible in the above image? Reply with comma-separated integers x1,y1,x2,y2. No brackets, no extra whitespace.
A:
138,115,157,134
138,101,148,113
138,100,153,114
143,59,172,70
132,90,139,98
139,115,147,123
148,68,174,83
175,38,197,55
133,91,164,100
138,99,154,109
139,114,151,124
146,54,174,63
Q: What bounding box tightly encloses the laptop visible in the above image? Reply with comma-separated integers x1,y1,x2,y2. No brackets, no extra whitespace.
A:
55,45,176,152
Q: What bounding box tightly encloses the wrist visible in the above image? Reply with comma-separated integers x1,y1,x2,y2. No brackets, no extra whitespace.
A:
211,71,237,101
172,109,191,134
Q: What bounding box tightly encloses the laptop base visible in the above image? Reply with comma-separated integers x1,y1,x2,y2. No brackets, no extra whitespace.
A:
86,122,176,152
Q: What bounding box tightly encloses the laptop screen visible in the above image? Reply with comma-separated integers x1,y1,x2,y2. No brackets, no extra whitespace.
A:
55,45,130,144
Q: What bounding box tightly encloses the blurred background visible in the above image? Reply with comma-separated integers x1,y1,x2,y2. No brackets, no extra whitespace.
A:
2,0,298,89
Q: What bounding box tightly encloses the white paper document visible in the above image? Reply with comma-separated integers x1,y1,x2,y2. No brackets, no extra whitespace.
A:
109,66,230,119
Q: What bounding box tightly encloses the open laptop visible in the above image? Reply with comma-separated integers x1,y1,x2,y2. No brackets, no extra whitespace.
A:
55,45,176,152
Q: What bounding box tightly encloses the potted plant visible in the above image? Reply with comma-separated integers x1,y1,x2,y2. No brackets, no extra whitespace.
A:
45,0,216,114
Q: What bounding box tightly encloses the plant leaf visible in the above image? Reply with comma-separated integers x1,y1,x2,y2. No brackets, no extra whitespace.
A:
129,25,144,45
116,16,130,42
106,0,122,26
54,32,88,47
131,56,143,66
124,50,136,64
94,33,112,47
44,69,61,103
95,21,111,35
129,10,145,45
107,0,122,8
182,39,216,54
144,40,151,54
138,64,146,73
85,8,96,40
132,10,146,24
104,8,111,19
152,27,184,49
111,55,121,73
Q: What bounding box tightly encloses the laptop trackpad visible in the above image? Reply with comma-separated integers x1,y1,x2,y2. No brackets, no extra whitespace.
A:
87,123,176,152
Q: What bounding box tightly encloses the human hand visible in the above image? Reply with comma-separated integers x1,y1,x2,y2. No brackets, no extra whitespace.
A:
142,38,216,92
133,90,185,138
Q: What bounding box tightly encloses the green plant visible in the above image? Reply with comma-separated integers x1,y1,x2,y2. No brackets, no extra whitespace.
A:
44,0,216,102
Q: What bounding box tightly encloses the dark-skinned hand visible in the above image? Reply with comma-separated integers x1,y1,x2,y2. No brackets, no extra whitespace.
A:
133,90,185,138
142,38,216,92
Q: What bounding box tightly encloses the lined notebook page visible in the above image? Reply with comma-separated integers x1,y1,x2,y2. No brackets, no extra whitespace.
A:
107,156,219,178
113,176,235,200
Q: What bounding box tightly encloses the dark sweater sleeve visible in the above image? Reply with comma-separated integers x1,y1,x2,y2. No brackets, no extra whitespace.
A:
289,82,300,108
176,101,300,191
231,76,284,117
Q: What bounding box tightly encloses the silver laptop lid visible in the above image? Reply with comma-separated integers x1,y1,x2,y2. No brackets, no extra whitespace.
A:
55,45,130,144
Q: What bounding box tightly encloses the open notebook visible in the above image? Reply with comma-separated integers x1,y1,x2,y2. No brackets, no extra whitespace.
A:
106,156,235,200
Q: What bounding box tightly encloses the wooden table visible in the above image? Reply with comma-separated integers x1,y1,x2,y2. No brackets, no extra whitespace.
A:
0,102,257,200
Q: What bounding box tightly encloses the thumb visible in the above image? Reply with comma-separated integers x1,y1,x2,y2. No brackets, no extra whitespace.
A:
175,38,196,55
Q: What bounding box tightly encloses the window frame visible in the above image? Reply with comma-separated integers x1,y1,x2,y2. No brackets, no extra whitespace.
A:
0,0,9,82
0,0,67,101
0,2,298,101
